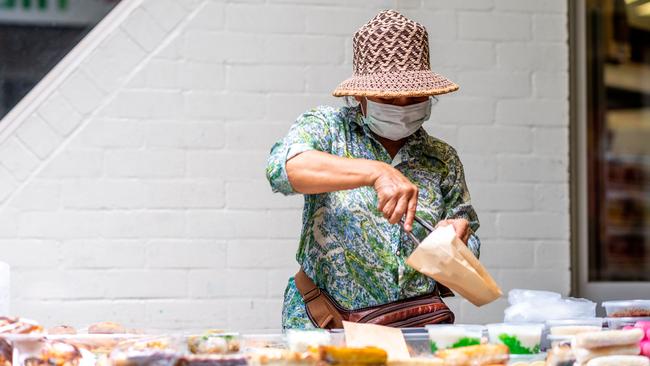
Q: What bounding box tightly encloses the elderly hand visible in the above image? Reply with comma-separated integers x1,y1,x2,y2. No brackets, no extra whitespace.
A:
372,162,419,231
436,218,470,244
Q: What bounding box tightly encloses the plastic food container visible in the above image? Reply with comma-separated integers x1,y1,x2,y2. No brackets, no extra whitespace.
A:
426,324,485,353
602,300,650,318
545,318,603,336
286,329,331,352
606,316,650,329
487,323,544,355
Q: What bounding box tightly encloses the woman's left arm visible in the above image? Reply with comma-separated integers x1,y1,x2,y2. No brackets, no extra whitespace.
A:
437,152,481,258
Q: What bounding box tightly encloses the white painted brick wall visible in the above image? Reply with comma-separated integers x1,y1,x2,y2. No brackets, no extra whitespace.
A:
0,0,569,329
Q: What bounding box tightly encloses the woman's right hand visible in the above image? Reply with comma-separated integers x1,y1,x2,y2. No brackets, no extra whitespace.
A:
371,162,419,231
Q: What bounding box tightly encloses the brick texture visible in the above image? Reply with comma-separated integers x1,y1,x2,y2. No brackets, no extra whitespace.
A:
0,0,569,329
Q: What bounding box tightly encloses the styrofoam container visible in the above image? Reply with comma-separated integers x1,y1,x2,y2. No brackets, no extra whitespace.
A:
487,323,544,355
425,324,485,352
602,300,650,318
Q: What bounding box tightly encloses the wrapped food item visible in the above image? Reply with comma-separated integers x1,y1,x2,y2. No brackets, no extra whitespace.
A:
425,325,484,353
545,342,575,366
434,344,509,365
177,354,249,366
248,348,318,366
546,319,603,336
286,330,330,352
187,331,240,354
48,326,77,335
317,345,388,365
24,341,82,366
387,358,443,366
573,328,644,349
0,338,12,366
602,300,650,318
110,336,181,366
573,344,640,364
88,322,126,334
586,355,650,366
0,317,43,334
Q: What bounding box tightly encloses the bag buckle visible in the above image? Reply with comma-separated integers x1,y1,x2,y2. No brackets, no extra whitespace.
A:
303,287,322,303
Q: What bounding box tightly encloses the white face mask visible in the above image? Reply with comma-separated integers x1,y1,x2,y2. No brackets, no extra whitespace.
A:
362,98,432,141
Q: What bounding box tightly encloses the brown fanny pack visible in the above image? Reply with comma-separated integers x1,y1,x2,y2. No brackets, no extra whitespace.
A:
294,269,455,329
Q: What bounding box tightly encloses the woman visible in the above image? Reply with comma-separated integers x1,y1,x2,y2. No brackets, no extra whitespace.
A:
266,10,480,329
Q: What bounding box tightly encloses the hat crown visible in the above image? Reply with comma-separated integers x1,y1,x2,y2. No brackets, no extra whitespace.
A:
352,10,430,75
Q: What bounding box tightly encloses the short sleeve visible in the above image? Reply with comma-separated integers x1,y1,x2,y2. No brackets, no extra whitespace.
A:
266,108,336,195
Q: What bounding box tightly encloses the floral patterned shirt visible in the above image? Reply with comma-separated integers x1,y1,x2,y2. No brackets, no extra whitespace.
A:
266,104,481,329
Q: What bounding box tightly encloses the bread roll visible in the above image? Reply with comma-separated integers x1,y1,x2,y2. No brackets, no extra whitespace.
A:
574,344,640,364
586,355,650,366
573,328,644,349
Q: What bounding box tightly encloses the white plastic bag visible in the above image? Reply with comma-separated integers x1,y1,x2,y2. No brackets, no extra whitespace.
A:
504,289,596,323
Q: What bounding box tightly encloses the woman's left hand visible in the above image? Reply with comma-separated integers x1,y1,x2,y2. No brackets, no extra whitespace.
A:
435,218,470,244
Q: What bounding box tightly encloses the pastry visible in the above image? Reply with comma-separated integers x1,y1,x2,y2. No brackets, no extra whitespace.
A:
248,348,318,366
387,358,444,366
0,338,11,366
0,316,43,334
88,321,126,334
178,355,248,366
49,325,77,335
24,341,82,366
573,328,644,349
317,345,388,365
573,344,640,364
586,355,650,366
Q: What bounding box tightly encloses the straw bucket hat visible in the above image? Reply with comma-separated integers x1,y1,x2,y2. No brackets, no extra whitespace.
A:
333,10,458,98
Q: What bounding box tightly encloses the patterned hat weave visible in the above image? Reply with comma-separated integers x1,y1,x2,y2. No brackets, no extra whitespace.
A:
333,9,458,97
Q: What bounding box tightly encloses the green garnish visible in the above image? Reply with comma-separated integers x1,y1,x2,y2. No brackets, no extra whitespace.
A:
430,341,438,354
451,337,481,348
498,333,539,354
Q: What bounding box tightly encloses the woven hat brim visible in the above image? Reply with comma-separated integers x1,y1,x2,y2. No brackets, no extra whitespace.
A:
332,70,459,97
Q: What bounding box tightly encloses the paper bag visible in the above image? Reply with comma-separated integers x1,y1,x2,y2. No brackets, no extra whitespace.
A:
406,225,502,306
342,321,410,360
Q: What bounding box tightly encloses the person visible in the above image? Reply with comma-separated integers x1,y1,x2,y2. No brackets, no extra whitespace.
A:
266,10,480,329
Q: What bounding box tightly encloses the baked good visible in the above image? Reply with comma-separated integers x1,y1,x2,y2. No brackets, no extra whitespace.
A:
435,344,509,365
586,355,650,366
24,341,82,366
0,316,43,334
573,344,640,364
317,345,388,365
88,321,126,334
49,325,77,335
111,351,180,366
0,338,12,366
545,343,575,366
178,355,248,366
248,348,318,366
387,358,444,366
573,328,644,349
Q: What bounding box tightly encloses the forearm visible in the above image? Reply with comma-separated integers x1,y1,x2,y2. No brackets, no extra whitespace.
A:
286,150,382,194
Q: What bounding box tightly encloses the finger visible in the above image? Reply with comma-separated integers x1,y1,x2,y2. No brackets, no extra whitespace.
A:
435,220,450,228
389,196,409,225
382,198,397,219
403,193,418,232
377,193,388,212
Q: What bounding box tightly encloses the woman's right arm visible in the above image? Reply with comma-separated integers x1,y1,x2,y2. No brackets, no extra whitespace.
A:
286,150,419,231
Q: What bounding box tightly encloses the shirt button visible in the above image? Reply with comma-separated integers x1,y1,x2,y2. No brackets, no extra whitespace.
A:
396,250,401,256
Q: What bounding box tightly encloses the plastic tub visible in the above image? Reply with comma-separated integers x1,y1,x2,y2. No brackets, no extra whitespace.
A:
602,300,650,318
545,318,603,336
606,316,650,329
425,324,485,353
487,323,544,355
